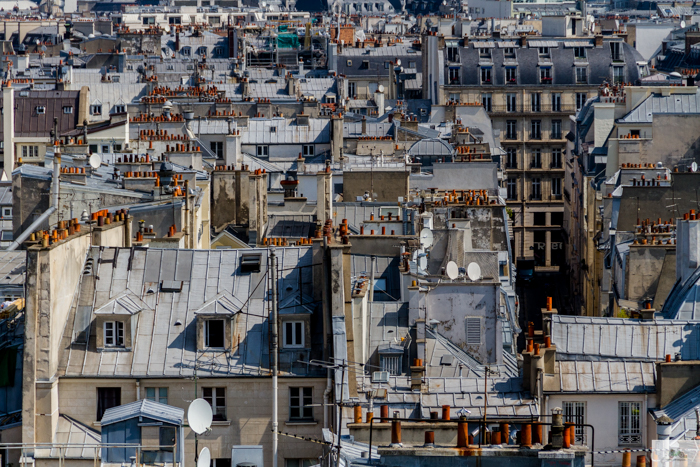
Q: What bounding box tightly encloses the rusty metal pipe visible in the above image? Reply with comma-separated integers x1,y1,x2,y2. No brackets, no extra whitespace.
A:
457,416,469,448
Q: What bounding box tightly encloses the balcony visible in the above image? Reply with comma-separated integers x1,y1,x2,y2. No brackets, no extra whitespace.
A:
488,104,577,115
540,77,553,84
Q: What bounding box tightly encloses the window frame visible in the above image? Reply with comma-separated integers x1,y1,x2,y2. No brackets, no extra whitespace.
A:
145,387,168,404
104,321,124,347
257,145,269,157
283,320,305,348
531,178,542,200
551,120,562,140
507,178,517,200
481,93,492,112
203,387,227,421
563,401,586,443
576,67,588,84
618,401,642,446
531,120,542,140
506,93,517,112
506,120,517,140
289,387,313,421
552,177,562,196
506,147,517,169
480,67,492,85
505,67,517,84
302,144,314,156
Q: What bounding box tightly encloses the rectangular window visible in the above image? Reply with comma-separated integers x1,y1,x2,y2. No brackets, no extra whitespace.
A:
203,387,226,421
36,106,45,114
2,207,11,218
101,145,109,153
532,178,542,200
532,149,541,168
538,47,549,56
480,67,492,84
97,387,121,421
210,141,224,158
104,321,124,347
145,387,168,404
384,62,390,69
446,46,459,62
576,92,587,111
552,177,562,197
380,355,401,375
506,147,517,169
303,144,314,156
573,47,586,59
563,402,586,442
551,148,562,168
409,61,416,68
479,47,491,58
204,320,225,348
63,106,73,114
465,317,481,345
348,82,356,98
506,93,517,112
540,67,552,84
506,67,517,84
142,16,155,25
214,47,224,56
613,66,625,84
111,76,120,83
531,120,542,140
449,93,460,103
610,42,622,61
618,402,641,445
506,120,517,140
289,387,313,420
448,68,460,84
552,120,562,140
257,145,269,157
576,67,588,84
531,93,541,112
481,93,492,112
507,178,517,200
284,321,304,348
551,93,561,112
91,104,102,115
168,16,181,24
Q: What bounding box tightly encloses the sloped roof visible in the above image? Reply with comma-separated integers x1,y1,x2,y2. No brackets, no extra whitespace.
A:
101,399,184,426
407,138,454,157
547,361,656,393
94,289,152,315
618,92,700,123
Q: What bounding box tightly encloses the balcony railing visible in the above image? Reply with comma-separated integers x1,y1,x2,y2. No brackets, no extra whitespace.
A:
488,104,578,113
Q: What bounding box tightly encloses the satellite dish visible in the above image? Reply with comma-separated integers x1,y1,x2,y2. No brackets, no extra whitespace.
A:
419,228,434,248
418,255,427,270
197,448,211,467
89,154,101,169
467,262,481,281
378,84,385,93
692,162,698,172
681,20,687,28
187,398,213,435
670,71,683,78
446,261,459,280
396,59,401,67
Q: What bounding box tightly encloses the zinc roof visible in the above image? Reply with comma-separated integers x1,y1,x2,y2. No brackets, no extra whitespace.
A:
619,91,700,123
548,361,656,393
241,118,330,144
101,399,184,426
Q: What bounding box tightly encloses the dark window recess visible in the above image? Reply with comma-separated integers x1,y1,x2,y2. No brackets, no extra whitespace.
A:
533,212,546,226
161,281,183,292
97,387,121,421
241,254,261,273
551,212,564,226
289,387,313,420
160,427,176,452
205,320,225,348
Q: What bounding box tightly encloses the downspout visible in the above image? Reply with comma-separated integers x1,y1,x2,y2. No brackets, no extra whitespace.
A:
7,146,60,250
323,371,332,429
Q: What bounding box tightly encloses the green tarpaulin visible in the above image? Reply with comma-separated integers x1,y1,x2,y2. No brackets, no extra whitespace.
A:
277,33,300,49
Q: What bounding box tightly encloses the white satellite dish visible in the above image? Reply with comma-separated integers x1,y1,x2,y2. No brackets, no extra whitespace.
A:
197,447,211,467
446,261,459,280
418,255,427,270
377,84,385,93
187,398,213,435
467,262,481,281
419,228,434,249
396,59,401,67
692,162,698,172
89,154,101,169
681,20,687,28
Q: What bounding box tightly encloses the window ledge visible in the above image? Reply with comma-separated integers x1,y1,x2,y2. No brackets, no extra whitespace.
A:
211,420,231,426
285,420,318,426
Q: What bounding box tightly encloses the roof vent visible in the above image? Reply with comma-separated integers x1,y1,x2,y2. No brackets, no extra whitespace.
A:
161,280,183,293
241,254,262,273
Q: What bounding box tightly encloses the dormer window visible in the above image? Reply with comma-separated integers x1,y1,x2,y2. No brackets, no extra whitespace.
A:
283,321,304,348
36,106,46,114
538,46,550,56
104,321,124,347
195,293,240,351
205,319,224,348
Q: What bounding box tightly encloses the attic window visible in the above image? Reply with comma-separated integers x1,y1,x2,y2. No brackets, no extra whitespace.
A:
104,321,124,347
241,254,261,273
270,126,277,133
63,106,73,114
36,106,46,114
204,319,224,348
161,280,183,292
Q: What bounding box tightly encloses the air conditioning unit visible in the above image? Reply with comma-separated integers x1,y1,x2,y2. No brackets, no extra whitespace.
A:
372,371,390,383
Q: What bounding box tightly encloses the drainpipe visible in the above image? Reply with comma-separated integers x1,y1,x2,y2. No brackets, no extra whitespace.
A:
323,372,332,429
7,146,60,250
136,379,140,399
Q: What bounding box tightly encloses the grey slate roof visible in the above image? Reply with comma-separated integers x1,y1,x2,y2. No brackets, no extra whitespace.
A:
101,399,184,426
618,91,700,123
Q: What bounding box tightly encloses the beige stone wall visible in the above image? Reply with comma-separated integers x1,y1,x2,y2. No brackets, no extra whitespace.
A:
58,377,327,467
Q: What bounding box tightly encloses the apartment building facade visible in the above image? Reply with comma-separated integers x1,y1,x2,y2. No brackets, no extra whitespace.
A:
422,31,646,270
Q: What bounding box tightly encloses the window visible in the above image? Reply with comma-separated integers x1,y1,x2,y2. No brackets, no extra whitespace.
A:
506,93,517,112
203,387,226,421
257,145,269,157
114,144,122,151
1,232,12,241
2,207,11,218
506,120,517,140
538,46,549,56
181,47,191,57
506,67,517,84
551,120,562,140
506,147,517,169
531,93,541,112
551,93,561,112
576,67,587,84
531,120,542,140
289,387,313,421
111,76,120,83
197,46,207,56
573,47,586,59
283,321,304,348
552,177,562,197
480,67,492,84
532,178,542,200
507,178,517,200
168,16,181,24
210,141,224,158
563,402,586,443
36,106,45,114
63,106,73,114
504,47,515,57
449,93,460,103
540,67,552,83
102,145,109,153
113,105,126,114
384,61,390,69
532,148,541,168
479,47,491,58
89,144,98,153
209,16,220,25
551,148,562,168
214,47,224,56
142,16,155,25
446,45,459,62
481,93,492,112
346,60,352,67
448,67,460,84
409,61,416,68
380,355,401,375
97,387,121,421
610,42,622,61
348,82,356,97
533,212,546,226
270,126,277,133
303,144,314,156
576,92,587,111
90,104,102,115
618,402,641,445
145,387,168,404
465,317,481,345
21,145,39,158
613,66,625,84
204,320,224,348
104,321,124,347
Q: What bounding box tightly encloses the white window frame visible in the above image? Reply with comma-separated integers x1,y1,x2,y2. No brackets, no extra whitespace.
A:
552,177,562,196
63,106,73,114
203,387,226,420
91,104,102,116
257,145,269,157
104,321,124,347
576,67,588,84
576,92,587,111
283,321,304,348
507,178,517,200
465,317,482,345
2,207,11,218
506,93,517,112
36,106,46,114
618,401,642,446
